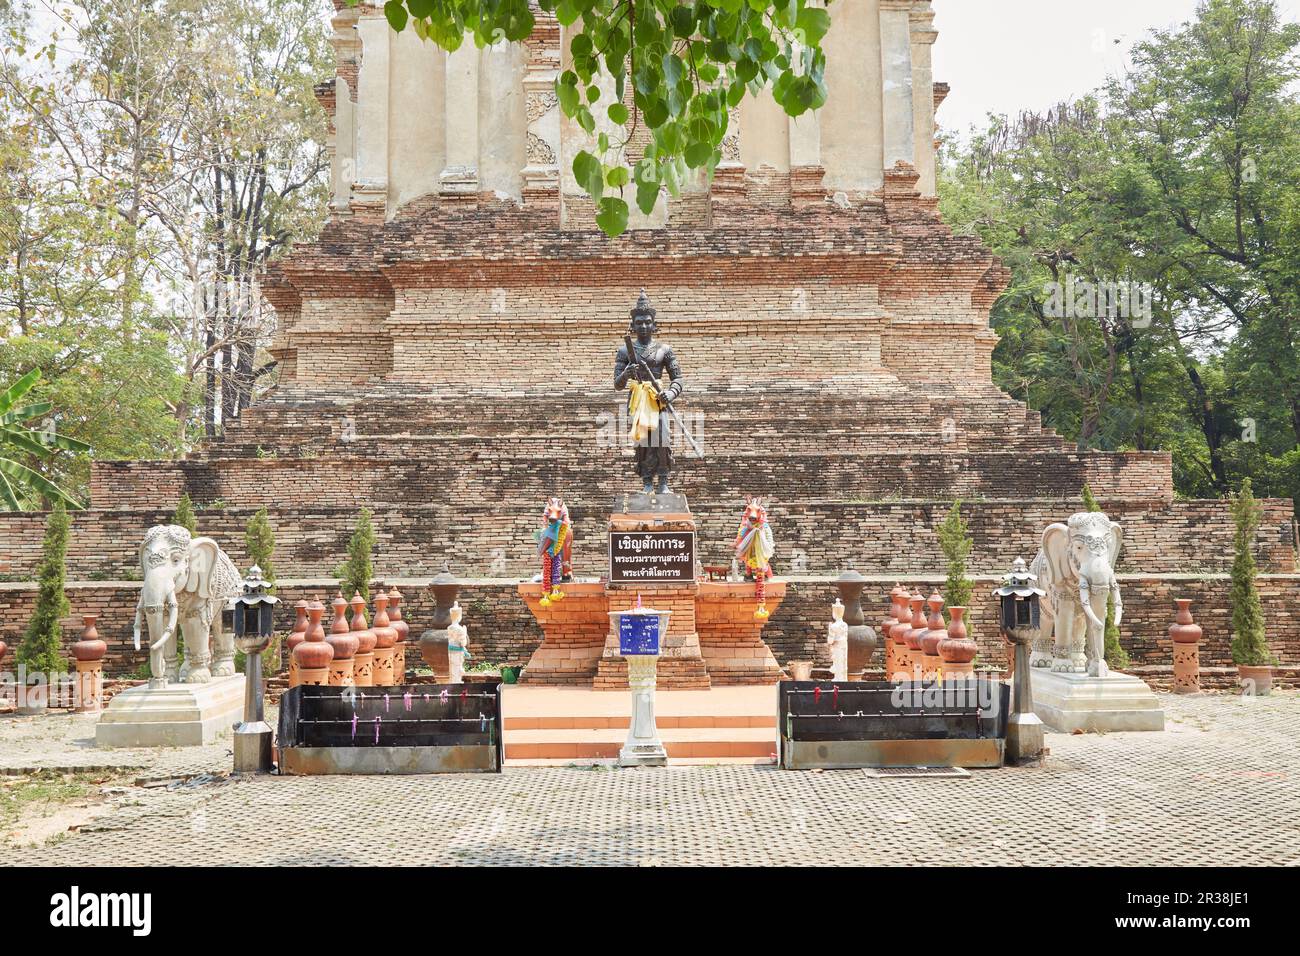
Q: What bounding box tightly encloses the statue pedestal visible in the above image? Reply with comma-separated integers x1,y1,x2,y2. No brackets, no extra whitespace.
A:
95,675,245,748
597,505,709,691
1029,669,1165,733
618,655,668,767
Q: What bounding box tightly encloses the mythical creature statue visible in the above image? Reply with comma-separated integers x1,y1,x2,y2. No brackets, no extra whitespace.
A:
733,496,776,619
133,524,243,687
536,496,573,607
1028,511,1124,677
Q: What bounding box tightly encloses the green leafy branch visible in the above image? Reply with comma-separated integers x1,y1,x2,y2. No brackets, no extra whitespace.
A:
357,0,831,236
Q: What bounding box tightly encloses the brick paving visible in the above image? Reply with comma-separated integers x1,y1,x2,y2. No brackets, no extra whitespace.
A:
3,691,1298,866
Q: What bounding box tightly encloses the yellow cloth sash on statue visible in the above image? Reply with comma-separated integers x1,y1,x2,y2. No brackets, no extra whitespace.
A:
627,380,663,443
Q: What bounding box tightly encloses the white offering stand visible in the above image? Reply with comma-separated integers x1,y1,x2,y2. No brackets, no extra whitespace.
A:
610,606,671,767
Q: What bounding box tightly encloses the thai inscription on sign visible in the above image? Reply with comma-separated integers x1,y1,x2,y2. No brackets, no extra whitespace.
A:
608,530,696,584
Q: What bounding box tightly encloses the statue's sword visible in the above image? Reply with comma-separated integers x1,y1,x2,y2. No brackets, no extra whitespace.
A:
624,334,705,459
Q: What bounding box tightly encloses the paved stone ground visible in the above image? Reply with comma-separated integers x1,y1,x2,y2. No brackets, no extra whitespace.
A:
3,692,1298,866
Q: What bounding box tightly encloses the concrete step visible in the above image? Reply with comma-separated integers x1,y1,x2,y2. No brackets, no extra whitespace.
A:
499,684,777,763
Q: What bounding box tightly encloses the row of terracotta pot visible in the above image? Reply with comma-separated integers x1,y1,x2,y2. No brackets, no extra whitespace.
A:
879,585,976,682
288,589,411,688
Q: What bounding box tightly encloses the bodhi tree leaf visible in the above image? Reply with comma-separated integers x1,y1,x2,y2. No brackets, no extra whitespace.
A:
351,0,832,237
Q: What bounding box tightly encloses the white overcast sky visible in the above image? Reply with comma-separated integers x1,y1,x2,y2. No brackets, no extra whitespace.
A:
932,0,1300,138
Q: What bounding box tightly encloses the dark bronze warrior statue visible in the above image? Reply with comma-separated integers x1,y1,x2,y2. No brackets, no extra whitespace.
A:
614,290,684,495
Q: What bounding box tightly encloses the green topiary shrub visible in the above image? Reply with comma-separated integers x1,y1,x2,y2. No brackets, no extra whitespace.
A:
244,506,276,589
171,492,197,534
1081,484,1129,670
936,500,974,633
17,502,71,675
336,507,375,613
1229,478,1273,666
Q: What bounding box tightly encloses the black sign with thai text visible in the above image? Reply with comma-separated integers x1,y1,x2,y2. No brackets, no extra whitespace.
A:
607,530,696,584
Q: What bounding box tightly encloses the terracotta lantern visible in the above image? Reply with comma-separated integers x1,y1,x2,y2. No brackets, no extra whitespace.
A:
71,614,109,713
286,600,309,686
1169,598,1203,695
938,607,977,681
292,600,332,686
350,593,377,687
325,594,358,686
388,587,410,683
902,594,927,682
371,592,398,687
889,591,915,681
920,592,946,682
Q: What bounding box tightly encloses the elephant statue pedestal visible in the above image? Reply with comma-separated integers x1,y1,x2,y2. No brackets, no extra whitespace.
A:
1028,669,1165,733
95,676,246,748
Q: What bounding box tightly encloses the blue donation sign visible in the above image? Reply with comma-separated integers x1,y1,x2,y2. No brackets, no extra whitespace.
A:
617,611,664,656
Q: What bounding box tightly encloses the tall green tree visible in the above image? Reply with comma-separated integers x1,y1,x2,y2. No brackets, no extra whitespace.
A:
1229,478,1273,665
940,0,1300,511
16,501,71,674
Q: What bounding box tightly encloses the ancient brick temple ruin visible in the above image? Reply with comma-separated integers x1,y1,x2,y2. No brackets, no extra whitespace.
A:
1,1,1295,686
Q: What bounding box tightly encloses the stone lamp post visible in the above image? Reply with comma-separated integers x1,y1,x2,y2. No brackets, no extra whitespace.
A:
995,558,1046,765
835,569,877,675
610,602,670,767
231,566,278,773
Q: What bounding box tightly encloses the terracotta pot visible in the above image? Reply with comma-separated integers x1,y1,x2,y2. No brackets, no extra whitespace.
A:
903,595,927,652
938,607,978,664
286,600,309,656
71,614,108,663
789,660,813,681
325,596,359,662
387,587,410,644
292,601,333,686
0,639,7,667
350,593,376,687
1238,664,1273,697
920,593,946,658
1168,599,1202,644
889,592,914,648
371,593,397,649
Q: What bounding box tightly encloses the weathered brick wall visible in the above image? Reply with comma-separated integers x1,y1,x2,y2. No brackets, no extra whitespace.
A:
2,574,1295,679
1,497,1290,581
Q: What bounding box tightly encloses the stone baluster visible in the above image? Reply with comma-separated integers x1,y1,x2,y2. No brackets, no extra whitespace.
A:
371,592,398,686
388,587,410,684
920,591,945,682
350,593,376,687
326,594,357,686
286,600,309,687
1169,598,1203,694
72,614,108,714
292,600,332,687
938,607,977,682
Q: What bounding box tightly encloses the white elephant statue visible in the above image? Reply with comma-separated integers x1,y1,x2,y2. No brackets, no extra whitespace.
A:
132,524,243,688
1027,511,1123,677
